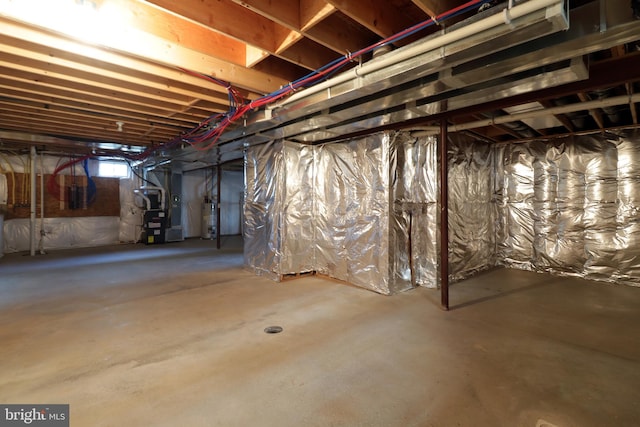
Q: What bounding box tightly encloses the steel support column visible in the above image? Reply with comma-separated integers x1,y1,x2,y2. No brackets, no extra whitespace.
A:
216,166,222,250
439,119,449,310
29,146,36,257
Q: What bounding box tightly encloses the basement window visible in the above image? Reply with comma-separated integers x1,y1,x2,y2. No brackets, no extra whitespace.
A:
98,160,129,178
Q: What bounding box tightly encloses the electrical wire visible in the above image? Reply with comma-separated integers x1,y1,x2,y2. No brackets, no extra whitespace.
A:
82,158,97,206
41,0,494,179
166,0,493,153
46,154,91,201
124,158,156,187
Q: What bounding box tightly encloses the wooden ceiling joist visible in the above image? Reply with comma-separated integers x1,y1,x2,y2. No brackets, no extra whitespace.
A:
410,0,460,18
0,15,283,94
0,36,242,105
1,0,639,153
325,0,414,38
577,92,605,130
0,102,186,136
300,0,337,32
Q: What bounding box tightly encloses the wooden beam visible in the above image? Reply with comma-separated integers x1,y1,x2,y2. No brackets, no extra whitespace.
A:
274,27,305,55
303,12,375,55
0,85,206,129
230,0,351,60
0,10,284,94
0,20,267,103
300,0,336,32
0,52,197,108
611,44,627,57
0,71,195,116
230,0,300,29
149,0,329,73
252,56,309,83
0,101,186,135
0,96,198,130
577,92,605,130
325,0,412,38
0,130,147,152
0,118,157,145
147,0,280,58
246,46,270,68
0,111,176,140
539,100,574,132
278,38,342,71
158,0,281,53
410,0,454,18
0,35,250,104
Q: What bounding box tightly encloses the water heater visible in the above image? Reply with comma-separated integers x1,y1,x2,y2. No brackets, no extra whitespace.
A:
201,197,217,239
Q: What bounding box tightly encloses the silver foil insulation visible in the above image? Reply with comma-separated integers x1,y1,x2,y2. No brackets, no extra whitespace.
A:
244,130,640,294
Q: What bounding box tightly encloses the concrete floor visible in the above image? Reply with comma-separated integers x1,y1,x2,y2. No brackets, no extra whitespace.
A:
1,238,639,427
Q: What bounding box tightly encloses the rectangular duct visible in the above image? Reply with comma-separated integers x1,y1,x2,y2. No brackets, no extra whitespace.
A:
291,56,587,143
216,0,569,143
166,162,184,242
165,0,640,167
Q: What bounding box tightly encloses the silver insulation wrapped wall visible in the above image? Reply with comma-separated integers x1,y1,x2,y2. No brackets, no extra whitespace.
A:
245,133,418,294
391,133,440,288
244,132,498,294
245,129,640,293
244,140,286,281
313,135,396,292
497,131,640,286
447,137,499,281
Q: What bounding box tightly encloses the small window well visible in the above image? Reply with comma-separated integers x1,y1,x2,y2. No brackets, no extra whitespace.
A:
98,160,129,178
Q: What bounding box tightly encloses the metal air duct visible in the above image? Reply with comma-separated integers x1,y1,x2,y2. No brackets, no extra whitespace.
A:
158,0,640,166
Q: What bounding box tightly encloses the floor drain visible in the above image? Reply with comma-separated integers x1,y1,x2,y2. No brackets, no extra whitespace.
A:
264,326,283,334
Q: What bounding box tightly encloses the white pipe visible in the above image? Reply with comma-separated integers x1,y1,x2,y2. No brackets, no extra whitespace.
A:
135,186,165,211
276,0,562,108
134,190,152,211
29,145,36,256
411,93,640,136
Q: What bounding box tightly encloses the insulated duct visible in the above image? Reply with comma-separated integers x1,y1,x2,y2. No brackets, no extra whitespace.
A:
159,0,640,169
200,0,572,150
413,94,640,136
166,162,184,242
274,0,568,112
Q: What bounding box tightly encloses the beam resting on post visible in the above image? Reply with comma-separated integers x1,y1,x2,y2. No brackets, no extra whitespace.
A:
439,118,449,310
